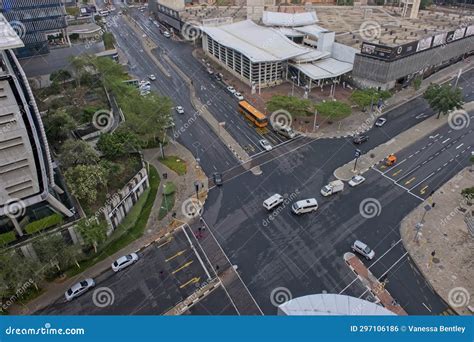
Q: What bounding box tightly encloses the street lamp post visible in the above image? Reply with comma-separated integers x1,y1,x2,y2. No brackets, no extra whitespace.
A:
194,181,200,200
420,204,432,224
291,76,296,96
414,222,423,242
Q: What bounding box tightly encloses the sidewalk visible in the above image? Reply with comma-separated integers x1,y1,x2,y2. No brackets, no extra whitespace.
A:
334,101,474,181
400,168,474,315
306,58,474,139
11,142,207,315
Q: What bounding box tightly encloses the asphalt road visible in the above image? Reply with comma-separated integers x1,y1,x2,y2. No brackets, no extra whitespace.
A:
38,226,217,315
201,119,470,314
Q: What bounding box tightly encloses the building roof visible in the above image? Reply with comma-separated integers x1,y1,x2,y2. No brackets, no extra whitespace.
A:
277,27,305,38
292,50,330,63
278,294,396,315
262,11,319,27
291,58,353,80
201,20,311,63
0,14,25,50
294,24,331,38
68,23,102,35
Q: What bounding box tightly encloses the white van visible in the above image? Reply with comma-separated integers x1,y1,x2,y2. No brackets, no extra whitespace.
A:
263,194,284,211
291,198,318,215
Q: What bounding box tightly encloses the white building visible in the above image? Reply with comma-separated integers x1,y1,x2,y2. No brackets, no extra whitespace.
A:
201,11,357,90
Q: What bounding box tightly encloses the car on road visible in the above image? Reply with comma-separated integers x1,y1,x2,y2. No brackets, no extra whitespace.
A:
226,86,236,94
291,198,318,215
112,253,139,272
207,68,214,75
234,92,244,101
148,74,156,81
263,194,283,211
140,80,151,87
259,139,272,151
352,240,375,260
176,106,184,114
215,73,223,81
163,31,171,38
375,117,387,127
213,172,223,186
353,134,369,144
65,278,95,301
348,175,366,187
142,33,147,38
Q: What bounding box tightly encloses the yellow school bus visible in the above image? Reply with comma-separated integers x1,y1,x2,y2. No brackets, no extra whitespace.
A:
238,101,268,128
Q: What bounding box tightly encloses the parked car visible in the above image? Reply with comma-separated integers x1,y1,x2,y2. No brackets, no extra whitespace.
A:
226,86,236,94
215,73,223,81
259,139,272,151
112,253,139,272
65,278,95,301
213,172,223,186
263,194,283,211
163,31,171,38
291,198,318,215
348,175,366,187
352,240,375,260
234,92,244,101
207,68,214,75
353,134,369,144
140,80,151,87
148,74,156,81
176,106,184,114
375,117,387,127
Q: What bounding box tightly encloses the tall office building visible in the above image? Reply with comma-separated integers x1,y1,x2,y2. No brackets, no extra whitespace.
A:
0,0,68,58
0,14,73,239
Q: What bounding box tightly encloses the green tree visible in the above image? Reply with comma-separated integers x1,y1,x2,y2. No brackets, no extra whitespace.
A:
420,0,432,10
59,139,100,169
65,164,108,205
267,95,314,117
42,110,76,146
76,219,108,253
461,187,474,202
33,235,78,277
96,131,139,160
49,69,72,83
350,88,391,111
423,84,464,119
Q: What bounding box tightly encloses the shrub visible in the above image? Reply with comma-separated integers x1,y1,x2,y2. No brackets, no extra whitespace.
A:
24,214,63,235
0,231,16,245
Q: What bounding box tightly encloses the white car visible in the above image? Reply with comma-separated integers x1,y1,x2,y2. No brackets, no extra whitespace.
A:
234,92,244,101
111,253,139,272
352,240,375,260
148,74,156,81
375,117,387,127
140,90,151,96
176,106,184,114
259,139,272,151
163,31,171,38
65,278,95,301
140,80,151,87
348,175,366,187
226,86,236,94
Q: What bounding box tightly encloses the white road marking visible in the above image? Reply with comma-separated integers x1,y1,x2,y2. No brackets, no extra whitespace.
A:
409,172,435,190
441,138,450,144
456,143,464,150
422,302,432,312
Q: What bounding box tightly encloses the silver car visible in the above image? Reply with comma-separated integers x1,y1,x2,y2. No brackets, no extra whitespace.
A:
65,278,95,301
352,240,375,260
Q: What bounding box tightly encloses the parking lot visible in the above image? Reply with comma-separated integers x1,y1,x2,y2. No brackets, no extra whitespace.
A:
39,226,217,315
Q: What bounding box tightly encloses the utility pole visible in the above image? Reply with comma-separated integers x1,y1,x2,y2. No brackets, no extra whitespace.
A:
313,109,318,132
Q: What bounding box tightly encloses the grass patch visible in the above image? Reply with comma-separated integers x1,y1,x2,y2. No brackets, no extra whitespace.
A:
0,231,16,245
66,165,160,277
24,214,63,235
315,100,352,120
158,193,175,220
163,181,176,195
159,156,187,175
103,32,116,50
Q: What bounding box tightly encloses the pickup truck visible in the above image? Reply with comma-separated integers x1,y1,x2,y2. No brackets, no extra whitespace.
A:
320,180,344,197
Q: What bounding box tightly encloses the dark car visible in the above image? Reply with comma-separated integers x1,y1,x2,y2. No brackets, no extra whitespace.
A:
213,172,223,186
215,73,222,81
353,134,369,144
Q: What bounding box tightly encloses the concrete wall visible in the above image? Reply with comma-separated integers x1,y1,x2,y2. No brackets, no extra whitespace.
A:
352,36,474,89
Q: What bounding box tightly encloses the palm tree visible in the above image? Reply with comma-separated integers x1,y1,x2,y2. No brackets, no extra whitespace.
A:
423,84,464,119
